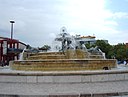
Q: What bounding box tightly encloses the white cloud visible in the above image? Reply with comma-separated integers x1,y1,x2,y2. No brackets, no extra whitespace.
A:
0,0,128,47
104,21,118,26
113,12,128,19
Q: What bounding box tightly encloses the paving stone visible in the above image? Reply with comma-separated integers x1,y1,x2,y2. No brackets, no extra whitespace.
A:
124,73,128,80
38,76,53,83
116,74,125,80
108,74,116,81
53,76,81,83
91,74,108,82
81,75,91,82
0,76,27,83
27,76,37,83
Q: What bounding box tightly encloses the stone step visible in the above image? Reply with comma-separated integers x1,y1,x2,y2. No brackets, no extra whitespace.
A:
11,66,104,71
30,52,64,56
28,55,66,60
11,59,117,71
89,55,104,59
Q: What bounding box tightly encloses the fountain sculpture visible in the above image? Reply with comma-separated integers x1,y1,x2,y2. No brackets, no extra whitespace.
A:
10,28,117,71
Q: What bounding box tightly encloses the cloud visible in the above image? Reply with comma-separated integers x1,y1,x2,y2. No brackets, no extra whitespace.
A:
0,0,128,47
104,21,118,26
113,12,128,19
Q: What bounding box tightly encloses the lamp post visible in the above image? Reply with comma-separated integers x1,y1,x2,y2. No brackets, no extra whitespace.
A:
10,20,15,39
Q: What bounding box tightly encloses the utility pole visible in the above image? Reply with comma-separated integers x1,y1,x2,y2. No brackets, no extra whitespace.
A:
10,20,15,39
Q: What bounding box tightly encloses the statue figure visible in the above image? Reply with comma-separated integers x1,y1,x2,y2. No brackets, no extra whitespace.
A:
88,46,102,55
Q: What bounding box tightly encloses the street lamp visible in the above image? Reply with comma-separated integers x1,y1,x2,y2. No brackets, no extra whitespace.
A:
10,20,15,39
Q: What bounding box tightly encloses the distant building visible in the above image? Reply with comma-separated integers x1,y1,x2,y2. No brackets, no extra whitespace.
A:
0,37,26,66
74,34,108,45
74,35,96,45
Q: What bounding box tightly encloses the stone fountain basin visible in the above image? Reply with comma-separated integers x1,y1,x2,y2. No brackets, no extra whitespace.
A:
0,68,128,96
10,59,117,71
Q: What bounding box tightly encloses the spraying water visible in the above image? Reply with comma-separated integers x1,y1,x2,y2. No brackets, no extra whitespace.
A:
19,47,26,61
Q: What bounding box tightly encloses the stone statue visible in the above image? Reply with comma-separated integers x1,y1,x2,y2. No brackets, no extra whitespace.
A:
88,46,102,55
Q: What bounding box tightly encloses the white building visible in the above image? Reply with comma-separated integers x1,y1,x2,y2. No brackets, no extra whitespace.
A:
74,35,96,45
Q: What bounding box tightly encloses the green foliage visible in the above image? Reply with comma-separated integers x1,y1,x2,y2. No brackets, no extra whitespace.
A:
85,43,96,49
39,45,51,51
113,43,128,61
85,40,128,60
96,40,113,58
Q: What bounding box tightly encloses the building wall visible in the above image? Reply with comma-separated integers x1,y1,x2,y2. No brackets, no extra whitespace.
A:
0,37,26,66
74,35,96,45
74,35,109,45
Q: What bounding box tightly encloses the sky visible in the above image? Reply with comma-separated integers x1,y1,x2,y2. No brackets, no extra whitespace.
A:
0,0,128,47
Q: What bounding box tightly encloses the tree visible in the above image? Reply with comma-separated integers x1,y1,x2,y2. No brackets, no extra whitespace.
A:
85,40,128,60
39,45,51,52
85,43,96,49
107,45,115,59
95,40,113,58
113,43,128,61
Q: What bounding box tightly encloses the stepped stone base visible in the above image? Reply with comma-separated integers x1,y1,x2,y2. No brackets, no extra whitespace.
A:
10,59,116,71
28,55,66,60
10,49,117,71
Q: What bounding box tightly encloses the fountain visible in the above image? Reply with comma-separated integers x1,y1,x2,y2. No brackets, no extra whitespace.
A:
10,27,117,71
2,28,128,97
19,47,26,61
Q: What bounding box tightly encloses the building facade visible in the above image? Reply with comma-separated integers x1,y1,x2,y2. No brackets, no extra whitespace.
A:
74,35,96,45
0,37,26,66
74,35,109,45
